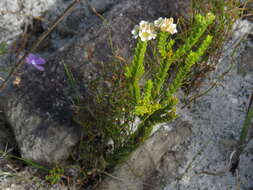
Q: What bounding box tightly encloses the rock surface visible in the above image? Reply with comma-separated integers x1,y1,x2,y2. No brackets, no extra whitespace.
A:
96,120,192,190
162,20,253,190
0,0,190,164
94,19,253,190
0,0,122,52
1,0,253,190
0,113,16,151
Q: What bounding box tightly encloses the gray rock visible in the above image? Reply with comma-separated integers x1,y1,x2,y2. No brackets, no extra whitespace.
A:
96,120,192,190
0,113,16,151
0,0,56,43
88,0,120,13
94,19,253,190
0,0,190,165
0,0,123,47
163,20,253,190
1,0,252,189
238,36,253,76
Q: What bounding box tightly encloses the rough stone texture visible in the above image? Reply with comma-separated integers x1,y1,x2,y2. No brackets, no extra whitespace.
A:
0,113,16,151
0,0,121,45
0,0,56,43
94,19,253,190
0,165,70,190
0,0,190,165
1,0,252,190
163,20,253,190
96,121,192,190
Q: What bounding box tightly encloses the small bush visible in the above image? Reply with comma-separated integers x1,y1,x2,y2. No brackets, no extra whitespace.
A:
72,13,215,185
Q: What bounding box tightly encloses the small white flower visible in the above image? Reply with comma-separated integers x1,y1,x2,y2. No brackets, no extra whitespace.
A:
139,20,150,30
154,17,164,27
131,25,139,39
131,20,157,41
170,23,177,34
155,17,178,34
139,29,156,41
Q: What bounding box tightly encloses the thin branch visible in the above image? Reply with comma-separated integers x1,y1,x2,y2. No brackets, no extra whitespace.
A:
182,64,233,109
182,31,249,109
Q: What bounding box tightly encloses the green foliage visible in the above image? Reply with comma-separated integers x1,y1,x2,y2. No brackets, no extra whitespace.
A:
0,1,244,188
165,35,213,99
45,167,64,185
182,0,243,92
63,63,81,104
240,106,253,144
157,31,170,59
134,79,163,116
73,12,217,186
0,42,7,55
0,150,48,172
173,13,215,61
152,37,175,99
109,12,215,165
125,40,148,103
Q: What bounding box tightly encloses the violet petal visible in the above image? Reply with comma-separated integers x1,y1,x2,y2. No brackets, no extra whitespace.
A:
25,53,46,71
32,61,45,71
35,57,46,65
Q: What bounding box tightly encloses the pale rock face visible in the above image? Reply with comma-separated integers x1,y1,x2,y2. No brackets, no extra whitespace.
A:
0,0,57,43
0,0,121,43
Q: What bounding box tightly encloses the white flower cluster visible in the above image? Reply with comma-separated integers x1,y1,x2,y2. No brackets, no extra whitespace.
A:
131,21,157,42
154,17,177,34
131,17,177,42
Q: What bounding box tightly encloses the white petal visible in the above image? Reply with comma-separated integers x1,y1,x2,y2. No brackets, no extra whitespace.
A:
171,24,177,34
31,60,36,65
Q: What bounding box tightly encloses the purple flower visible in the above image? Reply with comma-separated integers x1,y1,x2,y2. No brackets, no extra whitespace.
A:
25,53,45,71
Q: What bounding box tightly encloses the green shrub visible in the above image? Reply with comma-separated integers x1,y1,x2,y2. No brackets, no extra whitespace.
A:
45,167,64,185
182,0,243,92
111,13,215,164
73,13,215,174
